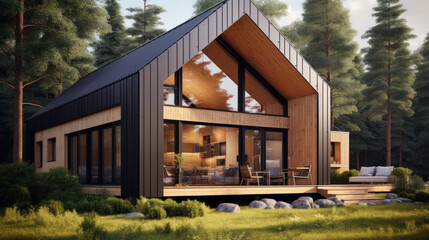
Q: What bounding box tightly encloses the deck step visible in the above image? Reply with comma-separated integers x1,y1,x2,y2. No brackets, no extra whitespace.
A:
326,189,369,195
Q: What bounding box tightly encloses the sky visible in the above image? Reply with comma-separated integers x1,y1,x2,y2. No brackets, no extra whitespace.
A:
119,0,429,52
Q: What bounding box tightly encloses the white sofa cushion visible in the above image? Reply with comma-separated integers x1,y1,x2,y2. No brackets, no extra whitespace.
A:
375,166,394,176
359,166,376,176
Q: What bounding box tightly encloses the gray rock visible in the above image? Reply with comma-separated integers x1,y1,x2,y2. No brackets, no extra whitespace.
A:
335,202,346,207
261,198,277,208
367,202,377,206
385,193,398,199
356,202,368,206
327,197,342,204
274,201,293,209
297,196,314,204
394,199,402,203
292,199,312,209
311,203,320,209
415,201,425,206
216,203,240,213
265,206,275,210
124,212,144,218
314,199,335,208
382,199,401,205
397,198,412,203
249,200,267,209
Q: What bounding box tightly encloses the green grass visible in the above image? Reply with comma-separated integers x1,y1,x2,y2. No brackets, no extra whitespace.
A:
1,204,429,240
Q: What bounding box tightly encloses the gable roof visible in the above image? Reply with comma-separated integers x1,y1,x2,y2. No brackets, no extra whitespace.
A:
29,1,226,119
30,0,328,120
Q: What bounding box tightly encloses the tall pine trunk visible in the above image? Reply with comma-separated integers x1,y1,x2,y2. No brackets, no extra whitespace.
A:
386,39,392,166
13,0,24,163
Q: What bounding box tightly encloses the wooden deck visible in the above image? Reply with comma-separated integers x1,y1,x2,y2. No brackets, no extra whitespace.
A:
163,184,391,198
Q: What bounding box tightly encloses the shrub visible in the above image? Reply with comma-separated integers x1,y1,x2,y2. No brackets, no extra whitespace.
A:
179,200,207,218
408,175,426,193
391,167,413,194
164,198,181,217
17,201,33,214
414,190,429,202
330,169,359,184
35,167,81,203
330,170,341,184
104,197,132,214
398,192,414,200
79,212,106,240
0,163,36,206
146,205,167,219
41,200,65,216
80,212,97,232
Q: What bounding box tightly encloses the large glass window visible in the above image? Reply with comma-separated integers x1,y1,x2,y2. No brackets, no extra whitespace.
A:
245,129,262,172
245,70,284,115
163,74,175,105
163,123,176,186
179,124,239,185
68,123,121,185
182,41,238,111
265,131,283,176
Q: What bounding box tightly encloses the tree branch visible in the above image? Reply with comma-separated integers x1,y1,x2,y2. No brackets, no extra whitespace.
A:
23,73,53,88
23,24,43,29
23,102,43,108
0,78,15,89
0,46,16,72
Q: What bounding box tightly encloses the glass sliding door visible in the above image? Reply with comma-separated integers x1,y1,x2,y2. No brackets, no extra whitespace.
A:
265,131,284,177
163,123,176,186
244,129,262,172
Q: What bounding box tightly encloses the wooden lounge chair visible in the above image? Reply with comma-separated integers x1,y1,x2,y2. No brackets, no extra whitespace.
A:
266,167,285,185
285,165,312,185
240,165,263,185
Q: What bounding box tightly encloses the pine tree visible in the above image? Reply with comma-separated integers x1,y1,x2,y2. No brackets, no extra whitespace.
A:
193,0,288,26
285,0,361,130
93,0,129,67
126,3,165,48
411,33,429,178
361,0,415,166
0,0,108,162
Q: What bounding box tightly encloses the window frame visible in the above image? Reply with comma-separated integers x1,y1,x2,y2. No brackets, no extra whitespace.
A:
47,138,56,162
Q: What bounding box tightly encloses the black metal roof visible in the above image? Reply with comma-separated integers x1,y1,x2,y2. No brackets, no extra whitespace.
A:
29,1,225,119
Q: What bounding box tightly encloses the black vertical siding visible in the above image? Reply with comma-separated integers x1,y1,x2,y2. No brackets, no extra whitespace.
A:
26,73,140,197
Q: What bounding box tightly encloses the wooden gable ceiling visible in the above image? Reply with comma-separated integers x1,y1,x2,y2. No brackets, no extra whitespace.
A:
220,15,317,99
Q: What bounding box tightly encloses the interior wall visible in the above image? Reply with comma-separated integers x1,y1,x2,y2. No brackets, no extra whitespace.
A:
288,94,318,185
33,105,121,172
331,131,349,173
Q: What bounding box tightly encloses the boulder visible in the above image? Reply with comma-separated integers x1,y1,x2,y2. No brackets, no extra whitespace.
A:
335,202,346,207
314,199,335,208
249,200,267,209
397,198,412,203
297,196,314,204
216,203,240,213
382,199,401,205
327,197,342,204
356,203,368,206
275,201,293,209
261,198,277,208
292,199,312,209
311,203,320,209
124,212,144,218
385,193,398,199
415,201,425,206
265,206,275,210
367,202,377,206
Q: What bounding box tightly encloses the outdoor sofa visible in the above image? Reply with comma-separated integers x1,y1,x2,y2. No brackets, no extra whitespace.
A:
349,166,394,183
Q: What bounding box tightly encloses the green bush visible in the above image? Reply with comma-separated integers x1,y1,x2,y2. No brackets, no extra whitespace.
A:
80,212,98,232
391,167,413,193
179,200,208,218
79,212,106,240
330,169,359,184
414,190,429,202
103,197,132,214
0,163,36,206
408,175,426,193
398,192,414,200
330,170,341,184
163,198,181,217
146,205,167,220
41,200,65,216
35,167,81,203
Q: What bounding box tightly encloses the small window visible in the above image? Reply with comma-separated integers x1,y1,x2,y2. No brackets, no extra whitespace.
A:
48,138,56,162
36,141,43,168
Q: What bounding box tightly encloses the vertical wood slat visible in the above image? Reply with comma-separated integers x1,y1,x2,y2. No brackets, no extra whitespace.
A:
258,11,269,35
150,61,158,197
168,45,177,76
208,14,217,42
190,28,199,57
250,1,258,23
158,51,169,83
183,34,190,64
139,69,144,196
232,0,238,22
177,39,183,68
157,59,164,197
217,8,223,36
143,66,151,197
199,19,209,50
222,5,228,32
227,0,232,27
269,24,279,48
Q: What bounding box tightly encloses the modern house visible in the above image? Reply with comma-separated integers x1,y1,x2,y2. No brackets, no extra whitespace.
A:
26,0,332,198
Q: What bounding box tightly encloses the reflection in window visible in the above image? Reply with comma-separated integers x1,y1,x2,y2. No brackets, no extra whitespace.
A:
115,126,121,184
78,134,87,184
245,70,284,115
163,123,176,186
183,41,238,111
266,131,283,176
91,131,99,184
163,74,175,105
245,130,262,172
103,128,113,184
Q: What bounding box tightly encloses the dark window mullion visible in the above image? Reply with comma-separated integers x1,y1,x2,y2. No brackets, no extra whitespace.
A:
175,68,183,106
86,133,91,185
261,130,266,170
98,128,102,184
175,121,183,154
238,63,245,112
111,126,116,185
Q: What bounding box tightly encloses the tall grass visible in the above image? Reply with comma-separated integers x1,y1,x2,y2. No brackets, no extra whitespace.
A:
1,204,428,240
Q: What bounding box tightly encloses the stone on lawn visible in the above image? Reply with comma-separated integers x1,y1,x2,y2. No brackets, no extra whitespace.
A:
261,198,277,208
415,201,425,206
327,197,342,204
265,206,275,210
335,202,346,207
314,199,335,208
311,203,320,209
382,199,401,205
356,202,368,206
297,196,314,204
385,193,398,199
124,212,144,218
216,203,240,213
292,199,312,209
249,200,267,209
397,198,412,203
275,201,293,209
367,202,377,206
